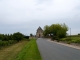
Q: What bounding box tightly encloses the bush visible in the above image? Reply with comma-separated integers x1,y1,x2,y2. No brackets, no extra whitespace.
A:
9,40,17,44
51,36,59,41
71,39,80,43
60,38,66,41
62,37,72,44
66,38,72,41
13,32,24,42
76,39,80,43
67,41,71,44
0,40,17,49
24,36,29,39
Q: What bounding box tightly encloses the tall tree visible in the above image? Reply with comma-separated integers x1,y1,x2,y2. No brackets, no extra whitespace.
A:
43,23,68,38
43,25,50,36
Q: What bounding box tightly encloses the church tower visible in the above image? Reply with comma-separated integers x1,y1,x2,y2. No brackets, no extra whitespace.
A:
36,26,43,38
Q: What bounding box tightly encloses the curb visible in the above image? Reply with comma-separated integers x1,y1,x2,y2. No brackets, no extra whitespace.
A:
47,40,80,50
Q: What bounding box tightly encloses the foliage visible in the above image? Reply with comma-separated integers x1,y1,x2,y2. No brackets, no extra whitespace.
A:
43,23,68,40
67,41,71,44
43,25,50,36
9,34,13,40
0,32,26,48
24,36,29,39
78,34,80,35
0,40,17,49
61,36,80,43
13,32,24,42
3,34,9,41
0,32,24,41
71,39,80,43
51,36,59,40
0,34,4,40
0,34,13,41
30,33,33,37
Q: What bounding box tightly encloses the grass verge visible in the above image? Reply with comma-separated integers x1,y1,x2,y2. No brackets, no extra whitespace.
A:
14,39,42,60
60,36,80,43
0,40,28,60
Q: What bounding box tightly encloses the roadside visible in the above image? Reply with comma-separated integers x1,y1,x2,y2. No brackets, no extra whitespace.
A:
14,39,42,60
0,40,27,60
48,39,80,50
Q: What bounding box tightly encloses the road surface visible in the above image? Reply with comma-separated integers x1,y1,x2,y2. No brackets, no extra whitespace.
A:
37,38,80,60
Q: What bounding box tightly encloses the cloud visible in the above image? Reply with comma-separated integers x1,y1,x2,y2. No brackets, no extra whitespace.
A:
0,0,80,35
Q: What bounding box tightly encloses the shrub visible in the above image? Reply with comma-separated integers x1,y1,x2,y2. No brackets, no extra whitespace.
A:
51,36,59,41
66,38,72,41
24,36,29,39
13,32,24,42
0,40,17,49
76,39,80,43
60,38,66,41
67,41,71,44
71,39,80,43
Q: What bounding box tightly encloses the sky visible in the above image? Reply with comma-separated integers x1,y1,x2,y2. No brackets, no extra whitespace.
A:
0,0,80,35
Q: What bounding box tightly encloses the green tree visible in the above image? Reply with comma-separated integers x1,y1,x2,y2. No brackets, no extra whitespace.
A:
43,23,68,39
30,33,33,37
3,34,9,41
43,25,50,36
0,34,4,40
9,34,13,40
13,32,24,42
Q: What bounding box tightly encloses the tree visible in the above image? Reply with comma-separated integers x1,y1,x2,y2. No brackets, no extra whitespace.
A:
30,33,33,37
3,34,9,41
0,34,4,40
43,25,50,37
43,23,68,39
13,32,24,42
9,34,13,40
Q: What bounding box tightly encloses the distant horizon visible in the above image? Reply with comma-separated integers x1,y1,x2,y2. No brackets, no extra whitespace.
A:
0,26,80,36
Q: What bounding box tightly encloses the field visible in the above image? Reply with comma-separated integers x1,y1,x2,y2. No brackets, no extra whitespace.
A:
61,35,80,43
0,39,42,60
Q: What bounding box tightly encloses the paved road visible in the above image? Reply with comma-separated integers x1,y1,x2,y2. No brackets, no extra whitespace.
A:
36,38,80,60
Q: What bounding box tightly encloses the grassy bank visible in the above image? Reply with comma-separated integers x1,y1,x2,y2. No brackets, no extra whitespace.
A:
51,35,80,44
61,36,80,44
14,39,42,60
0,40,28,60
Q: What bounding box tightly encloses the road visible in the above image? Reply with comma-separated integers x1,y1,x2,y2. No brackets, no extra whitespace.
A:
37,38,80,60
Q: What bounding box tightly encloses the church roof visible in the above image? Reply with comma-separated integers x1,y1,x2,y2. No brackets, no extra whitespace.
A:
37,26,43,31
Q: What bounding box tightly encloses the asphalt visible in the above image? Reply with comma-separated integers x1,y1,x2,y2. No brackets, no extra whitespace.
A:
36,38,80,60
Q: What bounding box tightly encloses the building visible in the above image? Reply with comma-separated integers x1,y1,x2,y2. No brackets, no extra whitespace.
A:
36,26,43,38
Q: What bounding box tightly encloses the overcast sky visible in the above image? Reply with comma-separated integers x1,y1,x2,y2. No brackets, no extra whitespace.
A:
0,0,80,35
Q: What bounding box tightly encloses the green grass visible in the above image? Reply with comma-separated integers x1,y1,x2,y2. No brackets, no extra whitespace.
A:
61,36,80,43
0,40,17,49
0,40,28,60
14,39,42,60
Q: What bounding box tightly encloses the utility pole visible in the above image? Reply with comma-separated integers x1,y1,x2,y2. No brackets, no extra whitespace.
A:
70,28,71,39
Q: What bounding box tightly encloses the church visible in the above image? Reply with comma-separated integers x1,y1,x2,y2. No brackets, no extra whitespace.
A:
36,26,43,38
